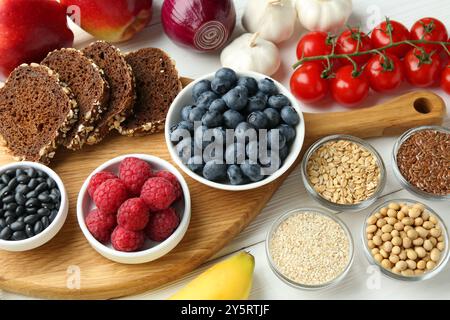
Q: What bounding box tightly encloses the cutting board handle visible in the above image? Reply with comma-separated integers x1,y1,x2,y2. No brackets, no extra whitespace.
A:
303,90,447,143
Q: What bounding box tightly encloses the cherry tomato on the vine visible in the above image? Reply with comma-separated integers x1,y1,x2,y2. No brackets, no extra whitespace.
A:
296,31,334,60
440,64,450,94
336,28,372,66
371,19,410,58
331,65,370,106
365,54,404,92
290,62,329,103
410,17,448,52
404,48,442,87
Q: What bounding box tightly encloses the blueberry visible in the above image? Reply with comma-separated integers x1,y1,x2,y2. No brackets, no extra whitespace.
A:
225,143,246,164
175,138,195,162
202,111,223,128
222,86,248,111
245,96,266,114
203,127,226,152
227,165,247,185
277,124,296,143
187,156,204,174
279,145,289,161
267,129,286,150
203,160,227,182
194,125,208,149
281,106,300,126
181,105,195,121
211,77,233,95
196,91,219,109
234,122,256,144
263,108,281,128
170,124,192,144
209,99,228,113
255,91,268,104
245,141,259,162
215,68,237,84
247,111,269,129
241,160,264,182
188,107,208,122
259,149,282,171
223,110,244,129
193,79,211,101
268,94,291,110
237,76,258,95
258,78,278,96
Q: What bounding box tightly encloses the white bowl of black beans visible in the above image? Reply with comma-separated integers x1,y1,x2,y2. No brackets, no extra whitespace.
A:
0,161,68,251
165,69,305,191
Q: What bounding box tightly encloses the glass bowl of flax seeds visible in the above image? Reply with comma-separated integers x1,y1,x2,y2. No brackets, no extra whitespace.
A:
392,126,450,201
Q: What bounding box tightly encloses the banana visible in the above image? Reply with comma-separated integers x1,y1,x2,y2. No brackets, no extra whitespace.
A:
169,251,255,300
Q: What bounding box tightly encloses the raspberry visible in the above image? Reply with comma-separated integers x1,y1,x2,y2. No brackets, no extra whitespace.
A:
145,207,180,242
87,171,117,198
93,178,129,214
119,157,153,196
85,209,116,243
117,198,149,231
111,226,145,252
155,170,183,200
140,177,177,211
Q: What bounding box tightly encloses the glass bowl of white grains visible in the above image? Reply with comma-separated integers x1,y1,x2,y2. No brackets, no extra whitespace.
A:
266,208,354,290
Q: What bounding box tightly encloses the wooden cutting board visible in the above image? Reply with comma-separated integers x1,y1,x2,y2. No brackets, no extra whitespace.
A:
0,87,446,299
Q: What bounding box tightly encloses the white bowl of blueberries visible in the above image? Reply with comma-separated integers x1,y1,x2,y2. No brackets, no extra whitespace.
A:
0,161,68,251
165,68,305,191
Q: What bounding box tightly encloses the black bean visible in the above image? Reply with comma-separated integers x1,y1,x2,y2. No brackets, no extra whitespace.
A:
35,182,48,193
26,167,37,178
47,178,56,189
15,184,30,194
1,174,11,184
4,210,16,218
7,177,18,189
0,186,11,197
34,221,43,234
27,178,39,190
2,195,14,203
5,169,16,177
10,221,25,231
42,202,55,210
5,216,15,225
17,216,24,222
15,168,25,176
37,170,47,178
26,190,38,199
0,183,5,190
25,198,40,208
36,177,45,183
2,204,6,211
14,192,26,205
38,192,50,203
37,208,50,217
0,209,4,218
0,218,6,228
25,207,37,215
25,224,34,238
15,205,25,215
0,227,12,240
12,231,27,240
6,204,17,212
17,174,30,184
49,210,58,222
24,214,39,224
41,216,49,228
51,188,61,197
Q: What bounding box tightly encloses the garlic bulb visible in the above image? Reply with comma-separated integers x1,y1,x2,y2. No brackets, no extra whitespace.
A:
296,0,352,33
220,33,281,76
242,0,296,44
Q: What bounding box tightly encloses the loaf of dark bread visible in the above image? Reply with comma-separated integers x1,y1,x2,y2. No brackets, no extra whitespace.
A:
42,48,110,150
0,64,79,164
118,48,182,136
82,41,135,144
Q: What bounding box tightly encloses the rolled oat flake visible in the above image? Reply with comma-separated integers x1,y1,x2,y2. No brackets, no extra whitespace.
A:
397,129,450,195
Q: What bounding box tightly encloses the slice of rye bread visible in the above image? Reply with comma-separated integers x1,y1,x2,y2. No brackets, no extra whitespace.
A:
0,63,79,164
118,48,182,136
82,41,135,145
42,48,110,150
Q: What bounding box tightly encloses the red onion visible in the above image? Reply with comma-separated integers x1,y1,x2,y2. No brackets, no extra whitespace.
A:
161,0,236,52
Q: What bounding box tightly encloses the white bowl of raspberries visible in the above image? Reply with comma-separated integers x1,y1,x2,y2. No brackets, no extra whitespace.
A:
77,154,191,264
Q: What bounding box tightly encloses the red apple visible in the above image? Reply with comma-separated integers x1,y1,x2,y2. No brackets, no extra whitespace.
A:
0,0,74,80
61,0,153,43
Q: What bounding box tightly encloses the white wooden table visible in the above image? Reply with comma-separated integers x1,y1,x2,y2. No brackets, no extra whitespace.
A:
2,0,450,300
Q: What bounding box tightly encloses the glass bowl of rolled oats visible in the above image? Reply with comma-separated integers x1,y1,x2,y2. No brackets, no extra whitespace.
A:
301,135,386,211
